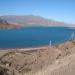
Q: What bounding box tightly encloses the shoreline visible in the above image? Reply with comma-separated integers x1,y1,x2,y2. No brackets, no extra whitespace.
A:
0,45,49,51
0,43,50,49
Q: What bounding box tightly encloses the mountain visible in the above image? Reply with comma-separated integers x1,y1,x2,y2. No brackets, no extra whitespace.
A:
0,15,74,28
0,17,21,28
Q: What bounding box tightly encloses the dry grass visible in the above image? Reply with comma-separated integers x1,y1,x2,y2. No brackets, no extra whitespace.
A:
0,41,75,75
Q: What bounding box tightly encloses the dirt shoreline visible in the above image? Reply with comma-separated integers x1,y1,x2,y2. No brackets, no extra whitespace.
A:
0,45,51,52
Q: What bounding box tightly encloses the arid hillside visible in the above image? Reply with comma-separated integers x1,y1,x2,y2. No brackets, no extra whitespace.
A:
0,40,75,75
0,15,74,28
0,23,21,29
0,18,21,28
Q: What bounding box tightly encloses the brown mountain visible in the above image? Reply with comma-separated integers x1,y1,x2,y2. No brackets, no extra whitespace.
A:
0,15,74,28
0,18,21,28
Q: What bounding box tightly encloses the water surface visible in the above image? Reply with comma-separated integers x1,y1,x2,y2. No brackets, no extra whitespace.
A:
0,26,75,48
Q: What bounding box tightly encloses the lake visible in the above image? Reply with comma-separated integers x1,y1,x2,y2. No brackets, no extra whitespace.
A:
0,26,75,48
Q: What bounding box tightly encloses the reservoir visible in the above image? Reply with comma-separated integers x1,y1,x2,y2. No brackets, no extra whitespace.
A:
0,26,75,48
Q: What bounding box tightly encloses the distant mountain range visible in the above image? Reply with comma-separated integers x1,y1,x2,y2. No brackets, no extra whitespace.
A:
0,15,74,28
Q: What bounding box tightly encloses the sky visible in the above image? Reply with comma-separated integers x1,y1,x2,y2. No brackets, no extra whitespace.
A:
0,0,75,23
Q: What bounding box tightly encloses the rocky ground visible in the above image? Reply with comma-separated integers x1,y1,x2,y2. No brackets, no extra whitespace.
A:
0,40,75,75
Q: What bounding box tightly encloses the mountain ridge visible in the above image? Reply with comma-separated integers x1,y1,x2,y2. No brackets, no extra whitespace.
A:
0,15,74,28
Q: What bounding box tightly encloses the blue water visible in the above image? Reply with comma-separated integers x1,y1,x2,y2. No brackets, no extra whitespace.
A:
0,26,75,48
